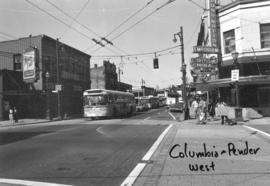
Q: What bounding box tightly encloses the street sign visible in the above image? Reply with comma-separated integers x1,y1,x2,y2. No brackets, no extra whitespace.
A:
55,84,62,91
193,46,219,54
231,69,239,81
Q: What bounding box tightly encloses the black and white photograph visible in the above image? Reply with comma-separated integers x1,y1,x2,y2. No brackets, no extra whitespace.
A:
0,0,270,185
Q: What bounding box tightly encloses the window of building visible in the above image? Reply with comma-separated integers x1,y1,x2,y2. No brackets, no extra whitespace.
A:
223,29,235,54
258,87,270,107
260,23,270,48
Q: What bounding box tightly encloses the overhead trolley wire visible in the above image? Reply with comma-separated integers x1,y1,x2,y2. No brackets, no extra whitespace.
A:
187,0,206,11
0,31,17,39
84,0,155,52
25,0,93,41
25,0,127,56
106,0,155,38
91,44,181,58
110,0,176,42
89,0,176,54
59,0,92,39
46,0,100,39
46,0,133,56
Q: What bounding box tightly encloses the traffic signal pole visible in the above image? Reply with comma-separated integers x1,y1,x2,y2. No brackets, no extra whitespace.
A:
174,27,188,120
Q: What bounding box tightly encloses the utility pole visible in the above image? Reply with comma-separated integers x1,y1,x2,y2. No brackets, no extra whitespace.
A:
56,38,61,119
118,66,122,91
174,26,188,120
118,67,122,82
141,79,145,97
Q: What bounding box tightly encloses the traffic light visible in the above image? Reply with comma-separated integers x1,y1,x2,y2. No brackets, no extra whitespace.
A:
153,58,159,69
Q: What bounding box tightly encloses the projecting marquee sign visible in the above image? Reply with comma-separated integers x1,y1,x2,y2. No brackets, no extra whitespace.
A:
191,56,217,65
190,56,218,73
23,47,40,83
193,46,219,54
209,0,218,48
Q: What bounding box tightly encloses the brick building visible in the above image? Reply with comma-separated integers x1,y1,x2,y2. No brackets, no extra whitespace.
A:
90,61,132,92
0,35,91,120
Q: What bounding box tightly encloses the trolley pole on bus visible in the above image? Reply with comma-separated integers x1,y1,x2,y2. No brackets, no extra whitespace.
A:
173,26,189,120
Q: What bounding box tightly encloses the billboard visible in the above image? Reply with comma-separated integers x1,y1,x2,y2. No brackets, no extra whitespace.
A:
22,47,39,83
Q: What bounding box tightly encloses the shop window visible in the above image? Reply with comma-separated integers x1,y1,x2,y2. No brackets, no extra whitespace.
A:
260,23,270,48
258,87,270,107
223,29,235,54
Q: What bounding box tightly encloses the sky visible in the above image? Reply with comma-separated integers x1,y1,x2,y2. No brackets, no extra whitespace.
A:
0,0,232,89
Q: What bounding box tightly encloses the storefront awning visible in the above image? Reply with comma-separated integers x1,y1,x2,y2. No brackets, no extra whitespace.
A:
192,75,270,91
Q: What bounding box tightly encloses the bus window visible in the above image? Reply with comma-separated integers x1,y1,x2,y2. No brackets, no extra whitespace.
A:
84,95,108,106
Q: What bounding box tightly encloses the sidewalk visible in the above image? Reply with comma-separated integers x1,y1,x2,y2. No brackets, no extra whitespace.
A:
0,118,51,127
202,116,270,126
134,117,270,186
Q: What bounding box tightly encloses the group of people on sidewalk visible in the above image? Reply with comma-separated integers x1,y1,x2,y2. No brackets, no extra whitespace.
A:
190,95,208,124
190,94,232,125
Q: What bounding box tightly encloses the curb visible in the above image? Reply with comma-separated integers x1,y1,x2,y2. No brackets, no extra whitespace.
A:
121,124,173,186
0,118,82,128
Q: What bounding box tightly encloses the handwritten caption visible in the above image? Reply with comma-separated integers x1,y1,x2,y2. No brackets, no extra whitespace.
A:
169,141,260,172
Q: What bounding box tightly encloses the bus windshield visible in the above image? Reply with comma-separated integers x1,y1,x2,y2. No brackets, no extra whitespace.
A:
84,95,107,106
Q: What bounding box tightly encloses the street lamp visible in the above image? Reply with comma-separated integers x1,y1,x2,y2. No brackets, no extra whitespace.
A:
232,52,239,67
45,72,51,120
173,26,189,120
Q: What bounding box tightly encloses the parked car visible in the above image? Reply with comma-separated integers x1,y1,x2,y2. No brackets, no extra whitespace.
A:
135,97,148,112
169,102,184,112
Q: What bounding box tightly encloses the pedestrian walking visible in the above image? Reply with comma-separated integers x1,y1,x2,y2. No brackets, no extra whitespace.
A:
197,96,207,124
9,108,14,124
215,99,229,125
191,97,199,119
208,99,217,120
14,107,18,123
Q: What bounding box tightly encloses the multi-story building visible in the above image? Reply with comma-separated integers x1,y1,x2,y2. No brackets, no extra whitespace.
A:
192,0,270,116
90,61,132,91
218,0,270,116
0,35,91,120
132,86,155,97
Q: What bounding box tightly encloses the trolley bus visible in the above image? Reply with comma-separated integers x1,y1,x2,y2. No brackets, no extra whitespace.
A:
83,89,136,119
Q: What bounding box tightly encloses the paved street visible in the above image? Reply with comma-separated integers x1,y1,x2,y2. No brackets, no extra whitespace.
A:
1,109,270,186
0,108,175,186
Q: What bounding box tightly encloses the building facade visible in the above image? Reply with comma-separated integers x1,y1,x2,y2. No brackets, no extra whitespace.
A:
0,35,91,120
132,86,156,97
90,61,132,91
218,0,270,116
191,0,270,116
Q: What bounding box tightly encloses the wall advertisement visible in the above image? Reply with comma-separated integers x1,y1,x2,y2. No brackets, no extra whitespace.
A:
22,47,39,83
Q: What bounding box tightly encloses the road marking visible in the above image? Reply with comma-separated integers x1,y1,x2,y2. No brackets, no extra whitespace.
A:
0,178,72,186
120,163,146,186
120,124,173,186
144,117,151,120
168,111,176,120
142,124,173,161
96,127,105,135
244,125,270,138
